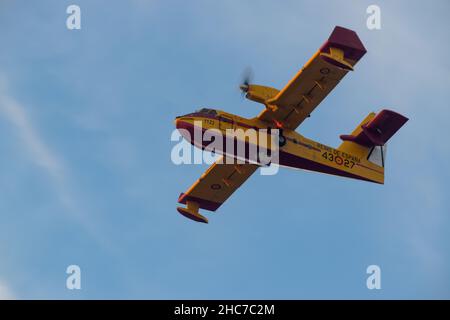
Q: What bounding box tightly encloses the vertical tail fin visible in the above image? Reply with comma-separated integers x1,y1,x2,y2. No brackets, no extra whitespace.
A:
338,109,408,168
338,112,376,159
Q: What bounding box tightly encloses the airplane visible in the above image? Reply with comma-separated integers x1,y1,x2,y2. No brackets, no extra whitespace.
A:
174,26,408,224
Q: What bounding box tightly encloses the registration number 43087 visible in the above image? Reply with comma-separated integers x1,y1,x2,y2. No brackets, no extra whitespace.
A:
322,151,355,168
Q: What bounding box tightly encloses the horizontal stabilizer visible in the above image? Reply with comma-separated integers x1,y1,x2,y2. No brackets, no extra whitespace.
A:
340,109,408,147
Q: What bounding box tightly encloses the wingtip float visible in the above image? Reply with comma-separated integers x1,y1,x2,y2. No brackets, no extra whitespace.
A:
175,26,408,224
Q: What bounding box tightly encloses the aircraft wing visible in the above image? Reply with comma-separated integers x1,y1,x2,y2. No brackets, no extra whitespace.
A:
177,156,258,223
258,26,367,130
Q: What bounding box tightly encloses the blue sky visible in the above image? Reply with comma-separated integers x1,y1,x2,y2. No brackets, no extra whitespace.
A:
0,0,449,299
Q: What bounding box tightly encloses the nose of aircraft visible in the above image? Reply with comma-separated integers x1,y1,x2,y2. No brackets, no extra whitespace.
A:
174,116,183,129
174,116,195,146
174,116,193,132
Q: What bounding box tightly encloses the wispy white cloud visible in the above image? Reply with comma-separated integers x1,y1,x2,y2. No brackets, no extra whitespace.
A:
0,77,64,181
0,74,111,251
0,74,74,212
0,281,15,300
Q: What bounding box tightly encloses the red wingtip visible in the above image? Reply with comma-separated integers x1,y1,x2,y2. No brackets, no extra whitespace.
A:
320,26,367,63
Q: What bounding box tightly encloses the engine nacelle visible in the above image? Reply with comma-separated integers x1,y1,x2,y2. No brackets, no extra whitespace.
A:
244,84,279,104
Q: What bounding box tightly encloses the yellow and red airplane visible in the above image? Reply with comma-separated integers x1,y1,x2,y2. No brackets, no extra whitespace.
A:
174,26,408,223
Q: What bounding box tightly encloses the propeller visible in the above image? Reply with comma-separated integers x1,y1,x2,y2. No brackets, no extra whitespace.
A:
239,67,253,98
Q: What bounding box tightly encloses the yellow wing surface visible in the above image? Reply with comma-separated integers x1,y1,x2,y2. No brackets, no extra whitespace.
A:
258,26,367,130
177,156,258,223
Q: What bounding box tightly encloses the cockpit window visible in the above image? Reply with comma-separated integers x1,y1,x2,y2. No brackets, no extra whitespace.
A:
196,108,217,115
